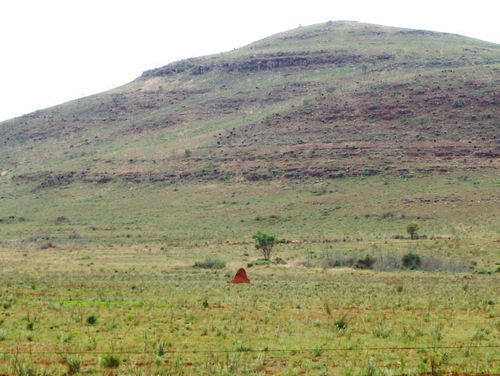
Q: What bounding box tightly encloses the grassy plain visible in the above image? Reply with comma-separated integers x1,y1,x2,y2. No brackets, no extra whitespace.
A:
0,247,498,375
1,172,499,375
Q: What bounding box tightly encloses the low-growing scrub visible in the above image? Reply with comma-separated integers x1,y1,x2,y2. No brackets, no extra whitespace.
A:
99,353,120,369
193,258,226,269
86,313,98,325
247,259,271,267
318,249,469,272
60,354,82,375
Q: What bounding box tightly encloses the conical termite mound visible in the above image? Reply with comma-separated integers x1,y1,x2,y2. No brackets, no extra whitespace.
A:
228,268,250,283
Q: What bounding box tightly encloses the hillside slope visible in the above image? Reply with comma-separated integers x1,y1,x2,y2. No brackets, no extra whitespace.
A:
1,21,499,185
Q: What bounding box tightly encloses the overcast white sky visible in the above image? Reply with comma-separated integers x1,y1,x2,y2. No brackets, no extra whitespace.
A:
1,0,499,122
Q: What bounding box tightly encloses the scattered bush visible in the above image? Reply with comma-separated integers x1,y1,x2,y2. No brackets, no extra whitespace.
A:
421,255,454,271
10,356,41,376
372,253,401,271
193,258,226,269
373,323,393,338
355,254,376,269
86,313,98,325
273,257,287,265
61,355,82,375
247,259,271,268
321,251,376,270
39,241,55,250
402,252,422,269
320,249,470,273
261,117,272,125
334,315,349,331
156,340,166,356
100,353,120,369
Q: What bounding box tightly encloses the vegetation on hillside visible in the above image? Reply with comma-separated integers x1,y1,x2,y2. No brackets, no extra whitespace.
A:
0,21,498,185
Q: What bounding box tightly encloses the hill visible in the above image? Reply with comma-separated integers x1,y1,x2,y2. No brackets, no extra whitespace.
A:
2,21,499,181
0,21,499,255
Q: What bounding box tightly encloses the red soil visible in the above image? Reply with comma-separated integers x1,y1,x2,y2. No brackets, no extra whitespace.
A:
228,268,250,283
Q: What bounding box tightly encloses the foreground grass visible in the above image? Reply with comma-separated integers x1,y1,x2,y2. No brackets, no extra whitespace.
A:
0,245,498,375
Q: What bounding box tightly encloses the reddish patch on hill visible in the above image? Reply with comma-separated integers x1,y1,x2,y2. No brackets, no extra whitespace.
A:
228,268,250,283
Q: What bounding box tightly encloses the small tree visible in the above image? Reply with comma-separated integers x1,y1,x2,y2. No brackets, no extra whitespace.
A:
406,222,421,240
252,232,283,260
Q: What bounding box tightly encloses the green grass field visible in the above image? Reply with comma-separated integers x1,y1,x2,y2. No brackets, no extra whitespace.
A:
0,248,498,375
1,171,499,375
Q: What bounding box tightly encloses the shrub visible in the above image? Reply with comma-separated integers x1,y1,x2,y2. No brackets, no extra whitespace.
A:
421,255,468,272
355,254,376,269
100,353,120,369
373,253,401,271
321,254,342,268
322,251,377,270
61,355,82,375
373,324,393,338
9,356,40,376
86,313,98,325
261,117,272,125
156,340,166,356
402,252,421,269
247,259,271,268
39,241,55,250
334,315,349,331
193,258,226,269
273,257,287,265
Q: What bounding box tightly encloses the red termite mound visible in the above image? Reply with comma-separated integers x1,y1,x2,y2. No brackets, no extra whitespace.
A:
228,268,250,283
